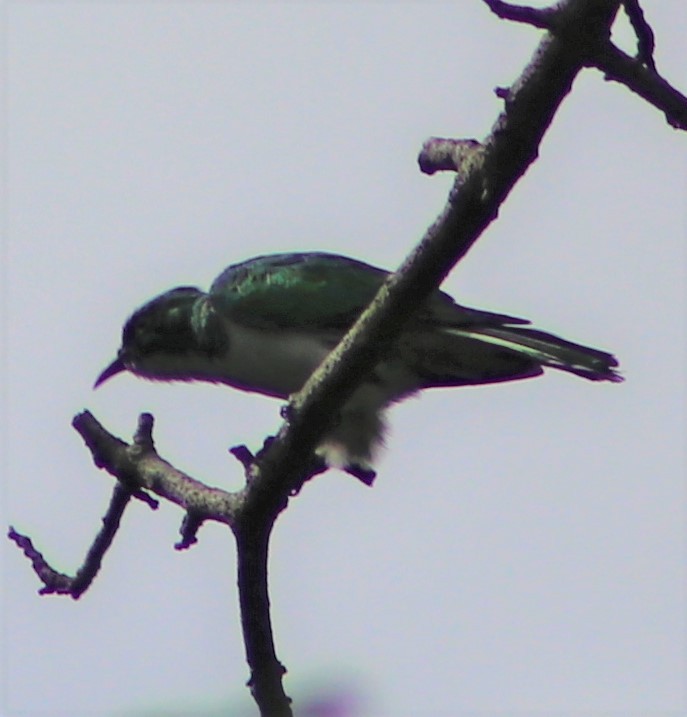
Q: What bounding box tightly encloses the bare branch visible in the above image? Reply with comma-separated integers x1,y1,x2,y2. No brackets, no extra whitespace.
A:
9,528,74,595
9,484,135,598
591,42,687,130
622,0,656,70
482,0,555,29
418,138,482,175
230,444,257,471
175,511,204,550
11,413,245,598
72,411,241,526
235,521,292,717
73,411,295,710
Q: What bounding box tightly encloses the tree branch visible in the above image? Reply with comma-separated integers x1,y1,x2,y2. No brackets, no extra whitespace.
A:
417,137,482,175
235,520,292,717
8,484,136,598
590,42,687,130
10,413,245,595
622,0,656,70
72,411,241,527
482,0,556,29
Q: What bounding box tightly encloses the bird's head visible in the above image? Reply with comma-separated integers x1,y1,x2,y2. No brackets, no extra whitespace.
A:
94,286,213,387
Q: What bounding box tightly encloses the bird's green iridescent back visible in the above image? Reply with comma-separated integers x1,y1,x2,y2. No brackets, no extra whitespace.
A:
209,253,389,329
208,252,528,331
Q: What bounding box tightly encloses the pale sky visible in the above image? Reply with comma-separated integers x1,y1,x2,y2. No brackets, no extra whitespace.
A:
3,2,686,716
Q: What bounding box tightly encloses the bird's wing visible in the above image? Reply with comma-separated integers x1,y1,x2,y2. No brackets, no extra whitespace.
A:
425,295,530,329
208,253,388,329
209,252,531,330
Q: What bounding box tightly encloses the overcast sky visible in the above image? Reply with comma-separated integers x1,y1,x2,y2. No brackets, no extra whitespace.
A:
3,2,686,716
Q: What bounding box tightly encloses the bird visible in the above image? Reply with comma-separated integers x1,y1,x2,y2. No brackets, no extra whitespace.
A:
95,252,622,482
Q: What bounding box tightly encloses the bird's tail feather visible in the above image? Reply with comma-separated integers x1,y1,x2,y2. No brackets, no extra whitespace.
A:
450,326,623,382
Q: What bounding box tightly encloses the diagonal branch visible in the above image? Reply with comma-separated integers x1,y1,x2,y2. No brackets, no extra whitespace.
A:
72,411,241,526
8,484,136,598
590,42,687,130
11,413,243,597
248,0,622,502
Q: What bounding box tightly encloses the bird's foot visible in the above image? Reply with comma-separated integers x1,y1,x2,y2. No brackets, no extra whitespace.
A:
345,464,376,486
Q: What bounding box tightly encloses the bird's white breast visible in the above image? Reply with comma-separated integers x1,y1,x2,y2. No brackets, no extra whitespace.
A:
218,319,335,398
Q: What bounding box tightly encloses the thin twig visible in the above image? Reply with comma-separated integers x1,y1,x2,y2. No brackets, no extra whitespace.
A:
591,42,687,130
482,0,555,29
622,0,656,70
8,483,136,598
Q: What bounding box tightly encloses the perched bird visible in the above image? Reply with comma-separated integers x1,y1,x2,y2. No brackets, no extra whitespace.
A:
95,252,622,481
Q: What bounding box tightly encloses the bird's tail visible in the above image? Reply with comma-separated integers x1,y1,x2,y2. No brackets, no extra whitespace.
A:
449,325,623,383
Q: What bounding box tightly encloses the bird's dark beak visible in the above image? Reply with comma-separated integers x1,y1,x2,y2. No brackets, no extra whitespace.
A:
94,355,127,388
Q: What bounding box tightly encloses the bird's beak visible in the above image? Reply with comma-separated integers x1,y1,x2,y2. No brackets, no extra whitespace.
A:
94,355,127,388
